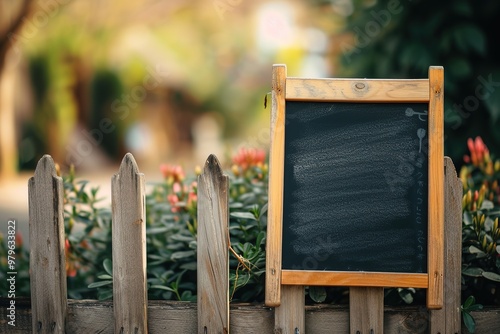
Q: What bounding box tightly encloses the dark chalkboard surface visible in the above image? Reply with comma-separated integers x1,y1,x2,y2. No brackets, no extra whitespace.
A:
281,102,428,273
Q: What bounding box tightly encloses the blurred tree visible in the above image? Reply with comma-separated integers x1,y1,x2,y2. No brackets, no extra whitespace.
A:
0,0,33,177
337,0,500,165
0,1,33,72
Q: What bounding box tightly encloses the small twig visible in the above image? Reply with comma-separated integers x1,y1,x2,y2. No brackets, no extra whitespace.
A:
228,245,251,272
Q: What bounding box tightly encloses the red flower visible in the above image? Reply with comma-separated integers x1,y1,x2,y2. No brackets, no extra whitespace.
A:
65,239,77,278
168,194,180,213
232,148,266,171
160,164,185,184
465,137,489,166
15,232,23,248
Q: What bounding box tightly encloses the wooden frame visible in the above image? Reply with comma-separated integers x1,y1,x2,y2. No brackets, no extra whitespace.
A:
265,64,444,309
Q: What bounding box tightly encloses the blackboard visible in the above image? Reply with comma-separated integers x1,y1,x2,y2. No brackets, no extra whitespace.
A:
282,102,428,273
265,64,444,309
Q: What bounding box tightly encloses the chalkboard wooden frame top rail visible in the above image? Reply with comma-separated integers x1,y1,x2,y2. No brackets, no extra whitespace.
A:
286,78,430,102
265,64,444,310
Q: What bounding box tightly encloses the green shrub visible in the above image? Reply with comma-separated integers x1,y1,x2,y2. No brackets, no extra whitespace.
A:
460,137,500,306
2,142,500,308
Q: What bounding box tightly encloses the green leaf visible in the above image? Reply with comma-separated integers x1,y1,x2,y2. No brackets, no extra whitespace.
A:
468,246,486,256
147,227,171,234
463,211,472,226
150,285,176,292
98,290,113,301
171,250,195,260
462,311,476,333
463,267,484,277
467,303,483,312
103,258,113,276
255,231,266,247
230,212,257,220
309,286,327,303
463,295,475,309
398,288,415,304
180,262,197,270
480,200,494,211
481,271,500,282
180,290,196,302
171,234,196,242
88,280,113,288
259,203,268,218
97,274,113,280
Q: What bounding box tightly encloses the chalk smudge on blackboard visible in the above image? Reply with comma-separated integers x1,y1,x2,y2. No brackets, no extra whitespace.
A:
282,102,428,273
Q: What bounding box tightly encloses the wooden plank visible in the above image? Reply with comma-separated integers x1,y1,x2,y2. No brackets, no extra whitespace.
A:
469,308,500,334
274,285,305,334
197,154,229,334
230,304,274,333
427,66,445,310
429,157,462,333
282,270,428,288
265,64,287,307
349,287,384,334
28,155,67,333
306,305,349,333
286,78,430,102
112,153,148,333
2,300,500,333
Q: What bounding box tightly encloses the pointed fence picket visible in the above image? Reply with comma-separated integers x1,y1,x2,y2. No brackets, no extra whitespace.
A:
2,153,498,333
112,153,148,333
197,154,230,334
28,155,67,334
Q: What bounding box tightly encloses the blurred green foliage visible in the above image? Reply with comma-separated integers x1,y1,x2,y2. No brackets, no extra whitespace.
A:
339,0,500,165
89,69,124,159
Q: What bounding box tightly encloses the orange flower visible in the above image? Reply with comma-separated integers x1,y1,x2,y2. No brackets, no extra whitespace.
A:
65,239,77,278
160,164,185,184
15,232,23,248
232,148,266,171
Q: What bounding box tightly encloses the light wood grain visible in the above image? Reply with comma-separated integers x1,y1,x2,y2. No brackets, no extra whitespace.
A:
28,155,67,333
349,287,384,334
429,157,462,333
265,64,287,307
2,299,500,333
286,78,430,102
197,154,229,334
274,285,305,334
427,66,445,310
282,270,428,288
112,153,148,333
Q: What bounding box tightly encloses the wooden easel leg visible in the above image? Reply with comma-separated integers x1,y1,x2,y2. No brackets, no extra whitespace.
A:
275,285,305,333
349,287,384,334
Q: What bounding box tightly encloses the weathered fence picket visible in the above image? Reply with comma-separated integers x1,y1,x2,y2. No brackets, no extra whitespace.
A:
3,153,496,333
28,155,67,333
111,153,148,333
274,285,305,333
197,154,230,334
428,157,463,333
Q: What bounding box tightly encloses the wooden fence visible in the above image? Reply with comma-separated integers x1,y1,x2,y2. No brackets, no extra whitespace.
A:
1,154,500,333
